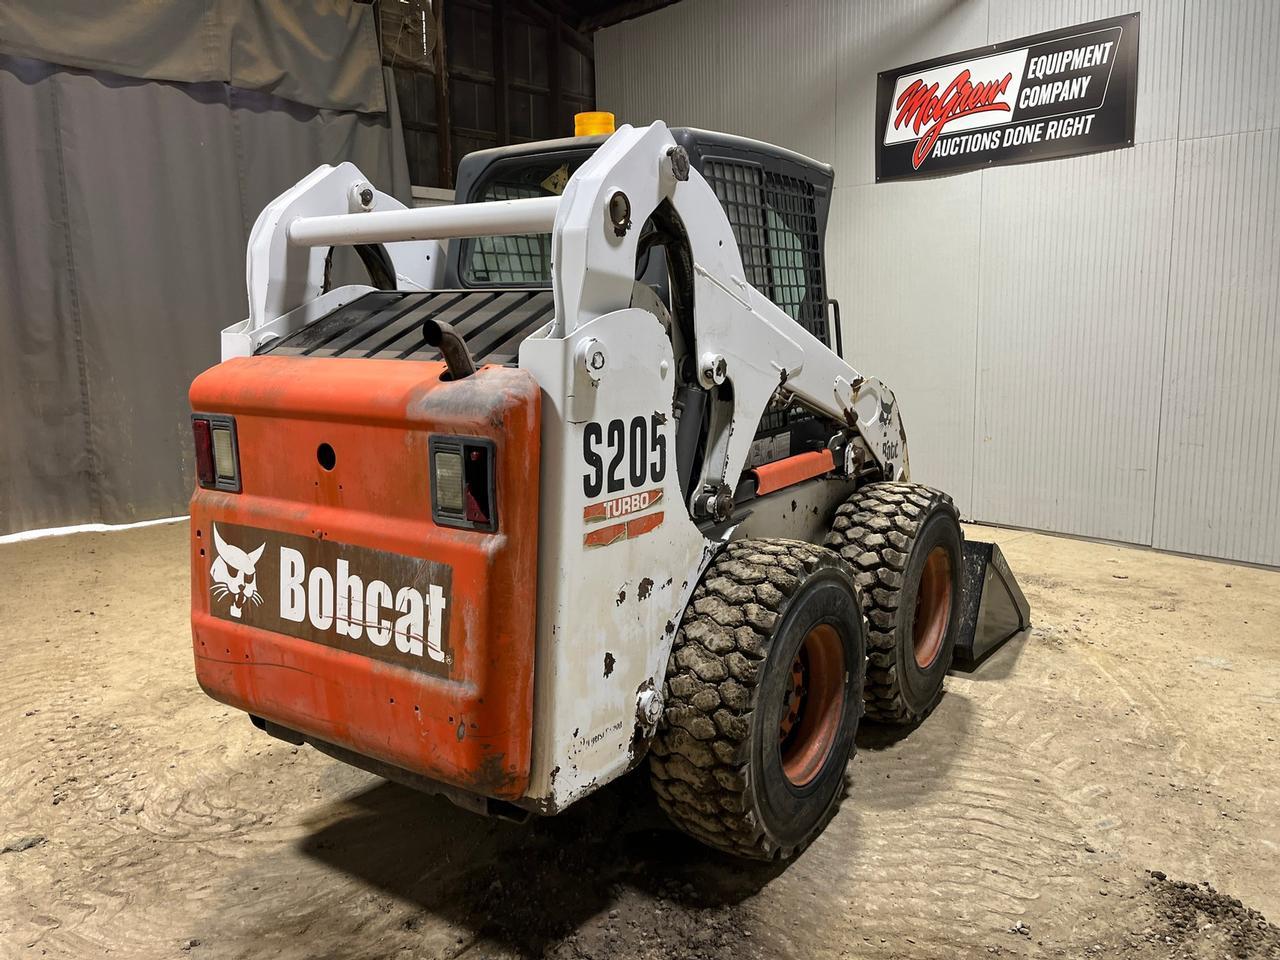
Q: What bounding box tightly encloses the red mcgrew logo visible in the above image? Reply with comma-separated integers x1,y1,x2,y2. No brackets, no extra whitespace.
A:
893,68,1015,170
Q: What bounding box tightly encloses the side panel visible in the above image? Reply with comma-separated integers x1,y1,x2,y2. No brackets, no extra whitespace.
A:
189,357,540,799
734,477,857,545
520,308,709,810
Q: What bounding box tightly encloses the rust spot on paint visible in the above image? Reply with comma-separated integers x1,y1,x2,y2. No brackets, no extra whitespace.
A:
638,577,654,600
603,652,616,677
466,750,514,795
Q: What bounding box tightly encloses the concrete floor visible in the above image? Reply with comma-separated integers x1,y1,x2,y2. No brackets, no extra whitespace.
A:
1,521,1278,959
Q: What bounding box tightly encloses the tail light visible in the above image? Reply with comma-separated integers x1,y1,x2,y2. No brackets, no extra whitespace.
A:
430,436,496,532
191,414,241,492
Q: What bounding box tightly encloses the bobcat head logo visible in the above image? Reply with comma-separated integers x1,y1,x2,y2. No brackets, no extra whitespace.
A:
210,523,265,619
878,395,895,426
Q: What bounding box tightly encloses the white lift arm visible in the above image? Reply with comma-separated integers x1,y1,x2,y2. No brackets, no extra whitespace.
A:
238,125,908,483
547,121,908,487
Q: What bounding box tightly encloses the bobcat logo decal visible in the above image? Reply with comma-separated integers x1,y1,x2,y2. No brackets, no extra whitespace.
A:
210,523,265,619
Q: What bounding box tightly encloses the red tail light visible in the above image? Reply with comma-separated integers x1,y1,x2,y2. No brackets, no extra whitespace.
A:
464,446,493,525
430,436,496,532
193,418,215,486
191,414,241,492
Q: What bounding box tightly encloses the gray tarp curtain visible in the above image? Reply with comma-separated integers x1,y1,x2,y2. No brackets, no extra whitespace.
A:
0,5,411,535
0,0,385,113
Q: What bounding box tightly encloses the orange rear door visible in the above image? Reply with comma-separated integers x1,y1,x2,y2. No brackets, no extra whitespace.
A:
189,356,539,799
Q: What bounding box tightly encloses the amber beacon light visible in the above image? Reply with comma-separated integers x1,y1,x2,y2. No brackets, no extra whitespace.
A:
574,111,615,136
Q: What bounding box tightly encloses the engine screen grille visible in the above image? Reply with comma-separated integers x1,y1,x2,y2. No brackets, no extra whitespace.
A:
257,289,554,365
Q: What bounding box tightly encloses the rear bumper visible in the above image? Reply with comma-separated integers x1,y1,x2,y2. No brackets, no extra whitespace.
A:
189,358,540,800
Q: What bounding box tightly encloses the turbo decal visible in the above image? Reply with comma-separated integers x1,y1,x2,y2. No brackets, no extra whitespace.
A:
583,488,664,524
204,522,453,675
583,511,665,549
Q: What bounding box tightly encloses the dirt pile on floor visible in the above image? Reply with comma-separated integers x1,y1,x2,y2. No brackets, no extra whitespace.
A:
543,884,755,960
454,852,757,960
1143,871,1280,959
443,772,767,960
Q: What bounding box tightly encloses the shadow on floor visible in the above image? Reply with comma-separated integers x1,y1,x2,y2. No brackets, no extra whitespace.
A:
296,675,984,956
299,766,785,957
950,626,1033,681
855,713,928,749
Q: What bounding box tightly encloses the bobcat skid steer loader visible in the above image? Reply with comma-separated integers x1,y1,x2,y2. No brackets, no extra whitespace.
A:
189,115,1029,860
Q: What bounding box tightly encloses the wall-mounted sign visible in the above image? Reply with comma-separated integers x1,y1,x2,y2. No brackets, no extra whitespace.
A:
876,13,1139,182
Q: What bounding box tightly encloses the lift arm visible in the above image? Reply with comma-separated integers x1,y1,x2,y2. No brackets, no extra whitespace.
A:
244,124,909,492
547,122,908,498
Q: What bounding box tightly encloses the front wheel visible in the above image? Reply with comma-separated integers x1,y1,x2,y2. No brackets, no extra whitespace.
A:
648,539,864,860
824,482,963,724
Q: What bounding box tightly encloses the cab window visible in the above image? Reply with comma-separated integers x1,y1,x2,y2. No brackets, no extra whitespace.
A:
461,156,587,286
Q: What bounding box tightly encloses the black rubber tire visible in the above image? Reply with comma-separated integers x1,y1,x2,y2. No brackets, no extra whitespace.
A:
648,539,864,860
823,482,963,724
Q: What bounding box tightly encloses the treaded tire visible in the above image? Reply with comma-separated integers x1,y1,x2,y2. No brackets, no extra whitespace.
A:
649,539,864,861
823,482,962,724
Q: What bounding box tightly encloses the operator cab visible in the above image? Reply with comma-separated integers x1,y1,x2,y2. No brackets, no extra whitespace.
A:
446,126,838,354
445,125,844,493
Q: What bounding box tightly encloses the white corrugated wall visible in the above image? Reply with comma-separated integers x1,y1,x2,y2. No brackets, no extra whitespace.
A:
596,0,1280,566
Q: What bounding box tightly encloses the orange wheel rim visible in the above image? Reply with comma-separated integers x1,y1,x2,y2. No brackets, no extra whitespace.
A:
778,624,845,787
913,546,953,669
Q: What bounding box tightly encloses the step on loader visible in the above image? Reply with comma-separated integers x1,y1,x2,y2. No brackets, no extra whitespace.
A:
189,115,1030,860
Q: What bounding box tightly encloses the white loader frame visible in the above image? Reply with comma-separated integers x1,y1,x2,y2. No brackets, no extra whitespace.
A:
231,121,910,810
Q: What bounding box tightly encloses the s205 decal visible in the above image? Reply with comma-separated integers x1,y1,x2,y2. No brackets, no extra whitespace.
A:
582,414,667,498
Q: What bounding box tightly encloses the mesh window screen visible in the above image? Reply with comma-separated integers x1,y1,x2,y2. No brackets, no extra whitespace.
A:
703,155,832,461
466,182,551,284
762,172,826,342
703,159,769,291
765,208,805,320
703,160,829,346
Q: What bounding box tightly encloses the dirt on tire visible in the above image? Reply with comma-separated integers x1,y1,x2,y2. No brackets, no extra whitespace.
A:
824,481,960,723
648,538,860,861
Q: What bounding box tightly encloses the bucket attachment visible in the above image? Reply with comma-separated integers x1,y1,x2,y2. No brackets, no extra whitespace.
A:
954,540,1030,665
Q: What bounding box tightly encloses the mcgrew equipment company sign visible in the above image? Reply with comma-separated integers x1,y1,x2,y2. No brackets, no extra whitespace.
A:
876,13,1139,181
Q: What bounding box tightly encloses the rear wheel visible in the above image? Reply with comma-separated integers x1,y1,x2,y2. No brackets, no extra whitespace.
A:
824,482,962,724
648,539,864,860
